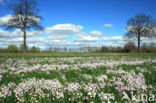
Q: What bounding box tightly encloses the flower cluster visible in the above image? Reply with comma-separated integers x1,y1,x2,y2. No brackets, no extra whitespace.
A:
14,78,64,102
65,82,82,101
98,92,115,103
1,57,155,76
0,56,155,103
0,78,117,102
0,82,15,98
84,83,99,98
96,74,108,82
114,71,147,92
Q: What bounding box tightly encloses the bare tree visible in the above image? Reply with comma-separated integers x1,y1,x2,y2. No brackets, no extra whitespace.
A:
1,0,43,53
126,14,155,53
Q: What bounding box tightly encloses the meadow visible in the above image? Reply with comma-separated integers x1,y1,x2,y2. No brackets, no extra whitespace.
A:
0,53,156,103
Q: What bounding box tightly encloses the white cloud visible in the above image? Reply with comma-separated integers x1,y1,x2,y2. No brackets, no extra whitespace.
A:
90,31,103,36
1,28,155,49
101,36,123,41
0,28,42,38
45,35,68,43
111,36,123,41
44,23,83,35
73,32,101,42
103,24,113,28
29,16,40,22
72,32,104,47
0,20,155,49
100,36,126,47
72,33,129,47
0,15,12,25
126,25,156,38
27,35,74,49
0,15,40,26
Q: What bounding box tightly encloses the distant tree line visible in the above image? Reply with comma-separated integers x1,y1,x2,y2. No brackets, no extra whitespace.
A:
0,44,40,53
0,42,156,53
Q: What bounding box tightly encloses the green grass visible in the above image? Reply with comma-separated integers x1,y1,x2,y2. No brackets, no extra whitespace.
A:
0,52,156,58
0,53,156,103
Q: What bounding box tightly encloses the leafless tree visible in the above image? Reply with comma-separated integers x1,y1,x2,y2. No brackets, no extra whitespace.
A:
1,0,43,53
126,14,155,53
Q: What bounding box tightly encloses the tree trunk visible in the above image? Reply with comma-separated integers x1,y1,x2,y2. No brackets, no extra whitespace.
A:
23,28,27,53
138,34,140,53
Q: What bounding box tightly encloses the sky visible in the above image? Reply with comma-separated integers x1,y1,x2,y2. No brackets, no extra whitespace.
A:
0,0,156,49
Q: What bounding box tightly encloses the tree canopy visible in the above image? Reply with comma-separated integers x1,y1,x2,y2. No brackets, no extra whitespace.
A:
126,14,156,52
1,0,43,53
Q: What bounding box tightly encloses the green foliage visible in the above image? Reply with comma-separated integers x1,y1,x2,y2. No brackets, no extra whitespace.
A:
7,45,18,53
123,42,137,53
30,46,40,53
19,44,28,53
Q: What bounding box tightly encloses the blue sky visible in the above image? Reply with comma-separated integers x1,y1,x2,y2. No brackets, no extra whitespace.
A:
0,0,156,49
39,0,156,36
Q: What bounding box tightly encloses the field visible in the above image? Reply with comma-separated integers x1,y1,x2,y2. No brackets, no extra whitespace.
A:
0,53,156,103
